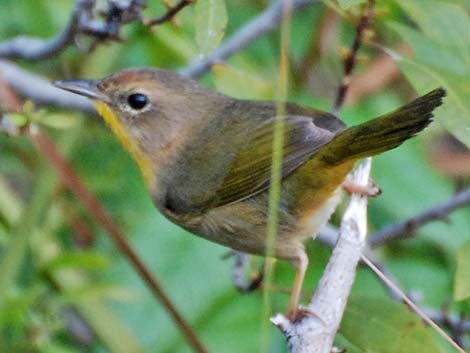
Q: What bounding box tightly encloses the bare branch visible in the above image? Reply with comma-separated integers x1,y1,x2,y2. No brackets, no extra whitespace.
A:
0,60,94,112
0,0,89,60
145,0,195,26
0,0,148,60
0,0,317,110
180,0,317,79
369,188,470,248
273,159,372,353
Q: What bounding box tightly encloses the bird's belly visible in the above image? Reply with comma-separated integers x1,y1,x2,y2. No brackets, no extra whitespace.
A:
174,191,342,261
298,187,342,239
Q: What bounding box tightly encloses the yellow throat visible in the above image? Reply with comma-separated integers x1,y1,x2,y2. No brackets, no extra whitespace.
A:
94,101,155,187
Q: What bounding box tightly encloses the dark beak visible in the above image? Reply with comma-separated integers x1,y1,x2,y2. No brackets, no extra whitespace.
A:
52,79,111,103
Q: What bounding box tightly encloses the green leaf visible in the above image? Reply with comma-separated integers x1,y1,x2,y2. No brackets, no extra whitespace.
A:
0,175,22,225
195,0,228,57
7,113,29,127
36,113,79,130
341,296,446,353
338,0,366,9
387,0,470,147
44,251,109,272
454,241,470,301
212,64,274,100
40,342,81,353
76,300,142,353
0,165,57,315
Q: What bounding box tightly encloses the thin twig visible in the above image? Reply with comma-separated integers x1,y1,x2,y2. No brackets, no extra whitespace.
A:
145,0,194,26
427,308,470,348
362,255,466,353
29,130,209,353
332,0,375,115
369,188,470,248
180,0,317,78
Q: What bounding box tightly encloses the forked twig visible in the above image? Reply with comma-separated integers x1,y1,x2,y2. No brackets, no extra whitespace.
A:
145,0,195,26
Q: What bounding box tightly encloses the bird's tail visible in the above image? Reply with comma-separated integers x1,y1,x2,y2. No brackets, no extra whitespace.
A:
318,88,446,165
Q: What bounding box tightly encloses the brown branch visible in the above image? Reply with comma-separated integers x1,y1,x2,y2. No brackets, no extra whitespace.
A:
29,130,209,353
145,0,195,26
369,188,470,248
332,0,375,114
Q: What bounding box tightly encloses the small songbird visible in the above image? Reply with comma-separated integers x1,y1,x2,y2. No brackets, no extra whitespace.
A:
53,68,445,318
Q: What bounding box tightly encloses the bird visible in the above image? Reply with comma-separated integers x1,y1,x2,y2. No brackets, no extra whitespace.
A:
53,68,445,318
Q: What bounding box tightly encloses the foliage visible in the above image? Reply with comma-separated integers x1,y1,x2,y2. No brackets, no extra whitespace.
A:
0,0,469,352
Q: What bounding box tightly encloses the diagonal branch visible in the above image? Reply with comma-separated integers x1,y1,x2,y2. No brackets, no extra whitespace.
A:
369,188,470,248
145,0,195,26
180,0,317,79
29,130,208,353
332,0,375,115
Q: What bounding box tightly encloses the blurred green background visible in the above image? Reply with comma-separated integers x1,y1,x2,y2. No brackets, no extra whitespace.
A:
0,0,469,352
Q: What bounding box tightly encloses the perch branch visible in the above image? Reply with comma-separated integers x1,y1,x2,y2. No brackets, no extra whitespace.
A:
273,3,375,352
272,158,372,353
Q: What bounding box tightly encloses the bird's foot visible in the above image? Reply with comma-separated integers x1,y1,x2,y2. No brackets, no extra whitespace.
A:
343,176,381,196
289,306,327,324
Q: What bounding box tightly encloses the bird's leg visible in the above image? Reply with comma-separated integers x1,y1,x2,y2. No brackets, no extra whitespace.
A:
287,252,308,319
343,175,381,196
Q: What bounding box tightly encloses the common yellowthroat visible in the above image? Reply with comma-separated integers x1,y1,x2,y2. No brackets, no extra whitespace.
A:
53,68,445,318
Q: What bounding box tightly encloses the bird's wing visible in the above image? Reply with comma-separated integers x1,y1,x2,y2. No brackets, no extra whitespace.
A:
165,115,335,214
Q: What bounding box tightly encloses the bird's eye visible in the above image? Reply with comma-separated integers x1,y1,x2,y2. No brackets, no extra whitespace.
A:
127,93,148,110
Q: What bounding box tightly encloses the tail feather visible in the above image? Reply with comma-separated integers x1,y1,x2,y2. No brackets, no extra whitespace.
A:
318,88,446,164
